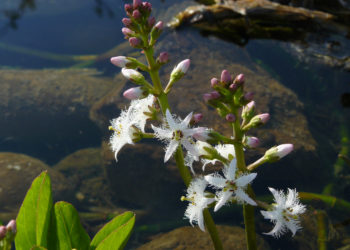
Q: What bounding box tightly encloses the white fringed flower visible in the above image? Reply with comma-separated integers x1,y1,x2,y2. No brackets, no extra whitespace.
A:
183,178,214,232
152,110,204,162
205,158,257,211
109,95,154,161
202,144,236,171
261,187,306,238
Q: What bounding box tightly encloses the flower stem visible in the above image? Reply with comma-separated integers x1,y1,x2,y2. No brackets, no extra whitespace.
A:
203,209,224,250
143,47,223,250
233,110,257,250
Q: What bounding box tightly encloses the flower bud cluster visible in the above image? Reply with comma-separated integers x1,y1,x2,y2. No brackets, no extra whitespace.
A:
203,70,247,119
122,0,163,49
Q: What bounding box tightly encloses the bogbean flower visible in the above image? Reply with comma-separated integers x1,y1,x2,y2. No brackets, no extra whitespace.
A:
109,95,154,161
182,178,214,231
152,110,207,162
261,187,306,238
205,158,257,211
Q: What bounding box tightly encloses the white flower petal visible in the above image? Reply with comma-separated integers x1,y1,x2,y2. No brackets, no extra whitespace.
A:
235,173,257,187
285,219,299,237
235,188,257,206
164,140,179,162
151,124,172,139
261,210,275,220
197,209,205,232
268,187,285,206
204,174,226,189
264,220,285,238
165,109,177,129
224,158,237,181
182,139,199,157
285,188,297,207
180,112,193,129
214,191,232,212
291,204,306,215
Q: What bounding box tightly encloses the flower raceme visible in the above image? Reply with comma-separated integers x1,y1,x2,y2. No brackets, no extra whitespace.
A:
152,109,209,163
261,187,306,238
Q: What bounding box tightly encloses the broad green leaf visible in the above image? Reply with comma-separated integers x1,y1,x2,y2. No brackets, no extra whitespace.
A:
15,171,53,250
90,211,135,250
48,201,90,250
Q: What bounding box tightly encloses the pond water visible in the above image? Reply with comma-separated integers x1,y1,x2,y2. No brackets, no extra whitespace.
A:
0,0,350,249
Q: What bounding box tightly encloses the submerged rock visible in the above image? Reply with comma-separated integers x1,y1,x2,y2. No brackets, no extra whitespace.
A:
171,0,336,45
53,147,113,208
137,225,270,250
101,141,183,211
171,0,350,71
0,68,116,163
0,152,71,211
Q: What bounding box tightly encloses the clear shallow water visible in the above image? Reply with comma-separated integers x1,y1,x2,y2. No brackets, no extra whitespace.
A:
0,0,350,249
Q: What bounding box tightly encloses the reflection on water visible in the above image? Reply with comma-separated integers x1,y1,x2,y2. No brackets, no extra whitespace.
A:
0,0,349,249
0,0,120,38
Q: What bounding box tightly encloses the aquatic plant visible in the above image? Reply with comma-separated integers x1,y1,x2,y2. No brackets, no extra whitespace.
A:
109,0,306,249
0,172,135,250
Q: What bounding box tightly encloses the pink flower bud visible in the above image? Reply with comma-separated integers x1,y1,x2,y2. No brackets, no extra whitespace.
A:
210,91,221,99
142,2,152,12
155,21,163,30
244,92,254,102
129,37,141,47
245,136,260,148
234,73,245,84
123,87,144,100
211,78,219,88
174,59,190,74
193,127,210,141
229,83,238,91
276,144,293,158
247,101,255,110
6,220,16,234
122,68,144,83
133,0,142,8
124,4,133,14
122,27,134,37
203,91,220,102
158,52,169,64
122,18,132,27
258,113,270,124
0,226,6,239
148,16,156,27
132,9,141,19
193,113,203,123
221,70,232,84
110,56,130,68
225,113,236,122
203,93,212,102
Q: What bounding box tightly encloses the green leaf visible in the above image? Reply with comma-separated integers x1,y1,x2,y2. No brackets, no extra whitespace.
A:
30,246,48,250
90,211,135,250
15,171,53,250
48,201,90,250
